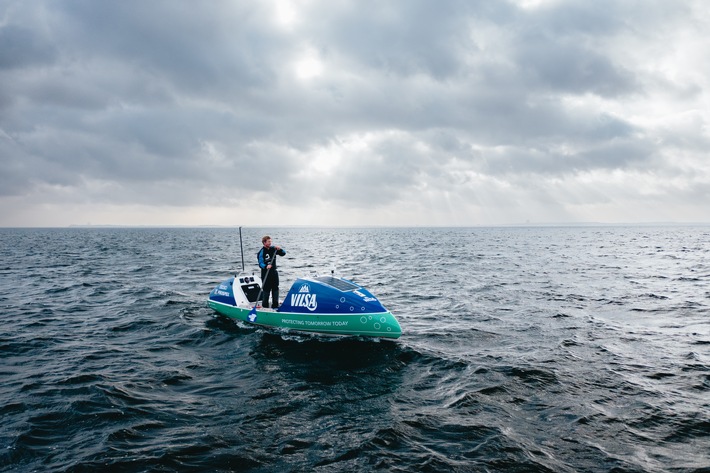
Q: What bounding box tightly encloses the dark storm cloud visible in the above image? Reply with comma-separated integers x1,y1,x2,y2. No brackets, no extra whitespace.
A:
56,1,280,89
0,23,57,69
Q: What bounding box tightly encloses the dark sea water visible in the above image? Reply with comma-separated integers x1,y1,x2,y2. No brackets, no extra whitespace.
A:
1,226,709,473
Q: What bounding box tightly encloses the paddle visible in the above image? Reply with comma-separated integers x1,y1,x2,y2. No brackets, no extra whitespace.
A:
248,250,278,321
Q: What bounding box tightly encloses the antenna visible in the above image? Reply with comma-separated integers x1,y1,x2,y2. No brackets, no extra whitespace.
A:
239,227,245,272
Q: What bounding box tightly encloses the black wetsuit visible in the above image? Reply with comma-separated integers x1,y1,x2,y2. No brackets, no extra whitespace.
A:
257,246,286,308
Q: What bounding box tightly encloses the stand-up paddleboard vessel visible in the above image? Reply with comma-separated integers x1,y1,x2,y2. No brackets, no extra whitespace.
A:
208,227,400,338
208,272,402,339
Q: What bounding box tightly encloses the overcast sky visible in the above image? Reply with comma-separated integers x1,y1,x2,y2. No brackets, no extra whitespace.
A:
1,0,709,226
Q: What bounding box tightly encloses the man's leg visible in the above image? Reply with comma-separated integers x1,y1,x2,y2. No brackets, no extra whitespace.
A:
271,271,280,308
272,288,279,308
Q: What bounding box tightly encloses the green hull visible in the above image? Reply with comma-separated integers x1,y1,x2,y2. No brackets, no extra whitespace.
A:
208,300,402,339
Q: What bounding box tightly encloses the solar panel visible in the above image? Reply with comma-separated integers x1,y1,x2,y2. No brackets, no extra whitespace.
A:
313,276,360,292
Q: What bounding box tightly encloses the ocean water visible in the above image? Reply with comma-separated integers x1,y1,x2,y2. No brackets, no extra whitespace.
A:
1,226,708,473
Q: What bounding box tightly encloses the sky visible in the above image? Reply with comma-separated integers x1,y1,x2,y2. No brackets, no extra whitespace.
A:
1,0,709,227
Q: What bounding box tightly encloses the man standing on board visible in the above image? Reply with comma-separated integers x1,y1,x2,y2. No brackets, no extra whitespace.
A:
257,235,286,308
